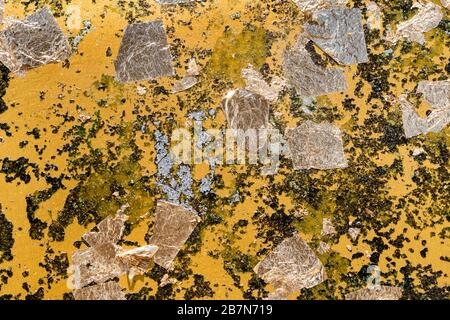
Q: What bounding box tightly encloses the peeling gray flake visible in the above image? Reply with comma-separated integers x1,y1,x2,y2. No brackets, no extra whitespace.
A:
282,39,347,97
255,234,326,297
115,20,174,82
305,8,368,65
74,282,126,300
286,120,348,170
346,286,403,300
0,7,72,74
386,2,443,45
222,89,270,130
149,201,201,269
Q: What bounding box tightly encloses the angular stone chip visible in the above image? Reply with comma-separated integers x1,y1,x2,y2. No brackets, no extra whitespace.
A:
241,64,285,104
115,20,174,82
346,286,403,300
304,8,369,65
0,7,72,74
400,81,450,139
283,39,347,97
386,2,443,45
255,234,326,299
286,120,348,170
72,242,126,289
74,281,126,300
222,89,270,130
149,201,201,269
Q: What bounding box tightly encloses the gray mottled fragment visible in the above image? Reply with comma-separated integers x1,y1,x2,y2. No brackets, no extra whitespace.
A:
255,234,326,298
386,2,443,45
292,0,348,12
346,286,403,300
115,20,174,82
305,8,368,65
74,282,126,300
72,243,126,289
222,89,270,130
321,218,336,236
417,80,450,110
242,64,286,104
286,120,348,170
0,7,72,74
400,94,450,139
149,201,201,269
283,39,347,97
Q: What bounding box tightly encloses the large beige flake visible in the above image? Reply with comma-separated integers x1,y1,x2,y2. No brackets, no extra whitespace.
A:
283,39,347,97
149,201,201,269
115,20,174,82
222,89,270,130
286,121,348,170
255,234,326,299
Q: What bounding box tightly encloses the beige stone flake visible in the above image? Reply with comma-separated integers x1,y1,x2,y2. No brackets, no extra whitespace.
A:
417,80,450,110
149,201,201,269
304,8,369,65
0,7,72,74
82,210,128,247
386,2,443,45
72,242,126,289
114,20,174,82
367,1,383,30
348,227,360,241
117,245,159,280
0,0,3,24
222,89,270,131
283,39,347,97
255,234,326,298
317,241,331,254
172,58,200,93
400,95,450,139
241,64,286,104
286,121,348,170
292,0,348,12
321,218,336,236
346,286,403,300
74,281,126,300
441,0,450,9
